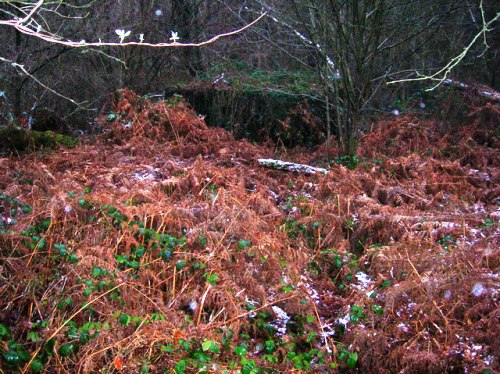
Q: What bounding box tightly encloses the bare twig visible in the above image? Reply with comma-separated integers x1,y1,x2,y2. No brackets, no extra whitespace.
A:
388,2,499,90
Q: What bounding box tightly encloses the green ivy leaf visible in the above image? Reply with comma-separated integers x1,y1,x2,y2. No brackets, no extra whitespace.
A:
59,343,76,357
0,323,10,339
135,246,145,257
174,359,186,374
234,345,248,356
3,349,27,365
205,273,219,286
31,359,44,373
347,352,358,369
115,255,127,264
128,261,140,270
238,240,251,249
119,314,131,326
161,250,172,261
372,305,384,315
264,340,276,353
91,267,102,277
176,259,186,270
68,253,79,262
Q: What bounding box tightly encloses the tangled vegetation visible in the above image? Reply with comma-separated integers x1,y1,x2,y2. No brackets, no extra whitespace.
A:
0,90,498,373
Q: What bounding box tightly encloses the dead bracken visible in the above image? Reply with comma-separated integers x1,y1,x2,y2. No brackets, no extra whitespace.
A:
0,89,498,373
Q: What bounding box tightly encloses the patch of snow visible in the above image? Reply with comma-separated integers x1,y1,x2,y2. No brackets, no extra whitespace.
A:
244,296,259,318
271,306,290,337
484,273,499,280
299,275,320,303
484,355,494,365
441,221,459,229
396,302,417,318
336,307,351,328
398,323,409,333
444,290,452,299
468,169,491,182
352,272,373,296
472,283,485,297
133,171,156,181
320,323,336,338
64,205,73,214
355,272,371,287
473,203,486,214
188,300,198,312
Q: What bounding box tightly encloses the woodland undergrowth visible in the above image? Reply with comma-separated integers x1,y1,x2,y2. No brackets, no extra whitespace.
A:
0,89,498,373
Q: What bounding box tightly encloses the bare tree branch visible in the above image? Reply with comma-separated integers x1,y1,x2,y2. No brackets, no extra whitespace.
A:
0,4,266,48
388,1,499,90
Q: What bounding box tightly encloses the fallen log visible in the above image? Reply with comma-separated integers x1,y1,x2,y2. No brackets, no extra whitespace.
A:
443,78,500,102
258,158,328,174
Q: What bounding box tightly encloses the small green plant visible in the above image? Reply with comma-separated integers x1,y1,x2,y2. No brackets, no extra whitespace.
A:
338,348,358,369
2,341,31,368
333,155,359,170
106,112,119,122
204,272,219,286
166,94,185,107
198,235,208,248
371,304,384,315
480,218,495,229
202,339,220,353
437,235,457,252
350,305,365,323
238,240,251,249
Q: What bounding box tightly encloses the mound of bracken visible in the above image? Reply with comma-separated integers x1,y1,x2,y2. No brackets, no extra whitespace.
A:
0,89,498,373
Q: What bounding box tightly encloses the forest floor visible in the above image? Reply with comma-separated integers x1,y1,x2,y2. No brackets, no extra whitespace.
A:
0,89,498,373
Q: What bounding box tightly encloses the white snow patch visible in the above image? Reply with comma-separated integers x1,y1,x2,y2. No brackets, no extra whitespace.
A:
299,275,320,303
133,171,156,181
472,283,485,297
188,300,198,312
484,273,499,280
398,323,409,333
484,355,494,365
244,296,259,318
352,272,373,296
336,307,351,328
271,306,290,337
355,272,371,287
468,169,491,182
473,203,486,214
320,323,336,338
441,222,459,229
